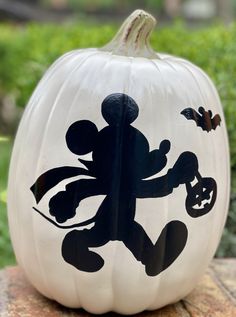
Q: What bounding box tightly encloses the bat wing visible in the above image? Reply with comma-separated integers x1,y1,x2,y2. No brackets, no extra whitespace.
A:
181,108,202,127
211,114,221,130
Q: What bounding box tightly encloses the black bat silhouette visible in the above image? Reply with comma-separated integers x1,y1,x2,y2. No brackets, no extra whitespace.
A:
181,106,221,132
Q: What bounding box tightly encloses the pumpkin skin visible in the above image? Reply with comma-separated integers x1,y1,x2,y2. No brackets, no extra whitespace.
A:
7,10,230,315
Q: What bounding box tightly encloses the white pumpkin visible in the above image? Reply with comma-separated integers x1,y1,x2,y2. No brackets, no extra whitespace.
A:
8,10,230,315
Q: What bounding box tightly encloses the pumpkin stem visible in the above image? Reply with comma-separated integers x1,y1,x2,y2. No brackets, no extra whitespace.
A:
101,9,158,59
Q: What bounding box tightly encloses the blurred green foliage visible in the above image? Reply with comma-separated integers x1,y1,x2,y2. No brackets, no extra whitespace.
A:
0,137,15,267
53,0,165,14
0,21,235,266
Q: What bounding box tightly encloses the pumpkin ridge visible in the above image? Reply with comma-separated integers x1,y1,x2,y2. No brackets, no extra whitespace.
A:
7,51,84,300
29,51,100,301
61,50,103,137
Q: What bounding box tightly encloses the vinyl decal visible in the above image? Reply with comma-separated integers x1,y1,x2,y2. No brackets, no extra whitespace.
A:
31,93,217,276
181,107,221,132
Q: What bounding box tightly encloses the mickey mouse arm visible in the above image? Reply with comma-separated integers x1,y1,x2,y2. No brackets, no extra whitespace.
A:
136,174,176,198
65,178,107,200
49,178,107,223
136,151,199,198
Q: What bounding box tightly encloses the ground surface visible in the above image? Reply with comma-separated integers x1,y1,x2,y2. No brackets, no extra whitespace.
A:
0,259,235,316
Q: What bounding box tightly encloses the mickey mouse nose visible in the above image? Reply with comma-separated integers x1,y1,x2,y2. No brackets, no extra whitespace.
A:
101,93,139,126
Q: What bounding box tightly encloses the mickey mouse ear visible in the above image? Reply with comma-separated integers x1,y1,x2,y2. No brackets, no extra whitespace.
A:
101,93,139,126
66,120,98,155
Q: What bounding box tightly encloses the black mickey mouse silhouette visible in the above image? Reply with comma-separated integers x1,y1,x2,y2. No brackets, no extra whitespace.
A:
31,93,217,276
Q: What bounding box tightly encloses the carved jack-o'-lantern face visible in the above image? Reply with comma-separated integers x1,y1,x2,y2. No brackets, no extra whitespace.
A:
8,10,230,315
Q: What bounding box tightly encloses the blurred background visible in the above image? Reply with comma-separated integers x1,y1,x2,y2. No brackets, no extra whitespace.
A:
0,0,236,268
0,0,235,23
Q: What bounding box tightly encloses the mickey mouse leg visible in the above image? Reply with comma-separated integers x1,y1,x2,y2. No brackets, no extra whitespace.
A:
61,196,111,272
123,220,188,276
62,224,110,272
